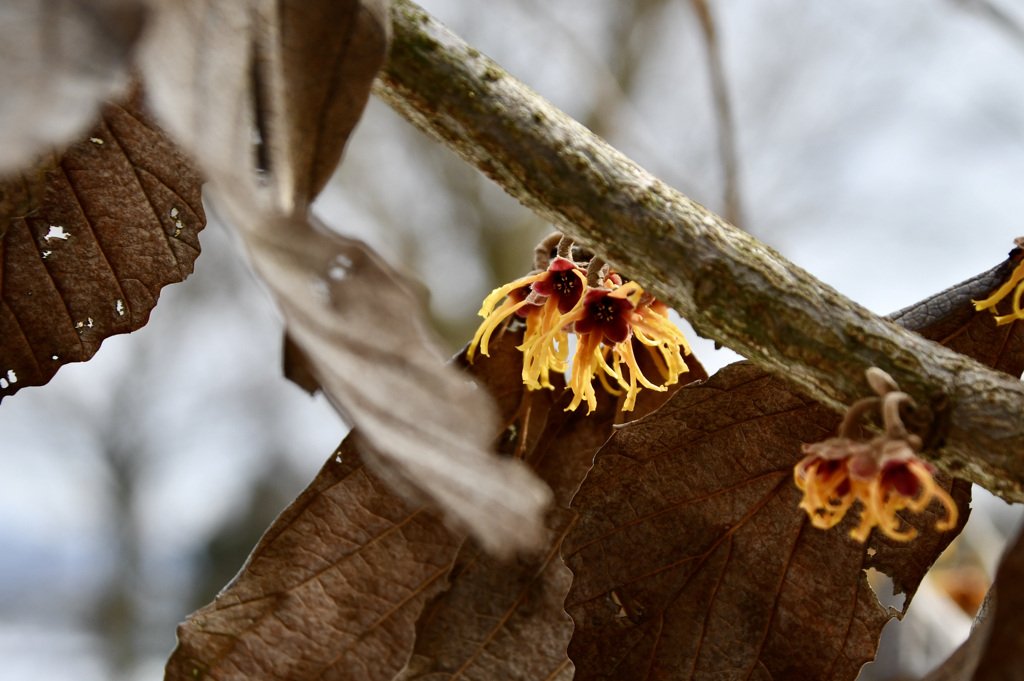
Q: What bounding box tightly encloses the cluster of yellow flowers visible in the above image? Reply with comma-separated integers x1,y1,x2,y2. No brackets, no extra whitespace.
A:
794,368,958,542
468,234,691,413
973,237,1024,325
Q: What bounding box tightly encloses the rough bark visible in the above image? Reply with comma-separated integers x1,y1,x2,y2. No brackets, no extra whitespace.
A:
373,0,1024,502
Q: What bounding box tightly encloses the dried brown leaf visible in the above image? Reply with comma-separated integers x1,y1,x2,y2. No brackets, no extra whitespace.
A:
563,363,970,681
564,251,1024,681
0,85,205,398
237,214,552,553
140,0,551,553
619,337,709,422
138,0,388,213
166,328,555,681
274,0,389,202
396,333,708,681
0,0,146,173
396,391,613,681
454,325,564,464
165,433,462,681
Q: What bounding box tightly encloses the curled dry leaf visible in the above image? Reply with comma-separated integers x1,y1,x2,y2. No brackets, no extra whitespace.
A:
564,250,1024,680
0,85,205,399
139,0,551,553
0,0,146,173
138,0,389,213
235,213,552,553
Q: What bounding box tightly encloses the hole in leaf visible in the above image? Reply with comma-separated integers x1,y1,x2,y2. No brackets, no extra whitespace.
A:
865,567,906,612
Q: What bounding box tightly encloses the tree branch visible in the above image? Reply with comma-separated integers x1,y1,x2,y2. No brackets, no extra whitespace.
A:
373,0,1024,502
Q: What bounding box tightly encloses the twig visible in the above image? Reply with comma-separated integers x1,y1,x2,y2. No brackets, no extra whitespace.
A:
953,0,1024,59
373,0,1024,501
690,0,743,227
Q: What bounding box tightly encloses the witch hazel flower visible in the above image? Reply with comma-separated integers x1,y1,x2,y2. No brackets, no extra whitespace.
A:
554,282,657,413
468,233,692,413
973,237,1024,325
794,368,958,543
468,236,584,381
543,274,692,413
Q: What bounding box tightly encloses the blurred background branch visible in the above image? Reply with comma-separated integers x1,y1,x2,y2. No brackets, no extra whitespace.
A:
690,0,743,226
953,0,1024,55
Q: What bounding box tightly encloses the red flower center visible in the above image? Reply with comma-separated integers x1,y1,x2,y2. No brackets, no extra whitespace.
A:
881,462,921,498
575,289,634,344
531,257,584,312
